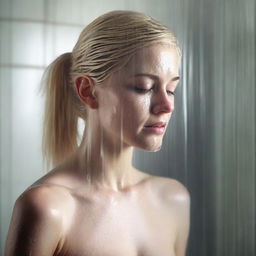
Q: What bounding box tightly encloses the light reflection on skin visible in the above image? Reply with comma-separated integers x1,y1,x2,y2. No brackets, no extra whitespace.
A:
173,194,188,202
50,208,61,217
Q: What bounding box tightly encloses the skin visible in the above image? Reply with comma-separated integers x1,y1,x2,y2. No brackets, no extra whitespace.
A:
5,44,190,256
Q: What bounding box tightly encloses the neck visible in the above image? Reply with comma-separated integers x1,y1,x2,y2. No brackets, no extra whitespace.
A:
75,125,136,192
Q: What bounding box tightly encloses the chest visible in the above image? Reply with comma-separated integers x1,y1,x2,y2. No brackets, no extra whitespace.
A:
59,191,177,256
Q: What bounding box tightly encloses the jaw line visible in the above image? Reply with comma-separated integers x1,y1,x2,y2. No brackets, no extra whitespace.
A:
144,145,162,152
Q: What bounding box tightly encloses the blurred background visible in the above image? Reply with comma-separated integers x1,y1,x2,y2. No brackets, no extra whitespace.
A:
0,0,255,255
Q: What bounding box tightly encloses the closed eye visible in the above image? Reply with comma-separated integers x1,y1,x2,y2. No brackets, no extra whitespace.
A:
134,88,153,93
134,88,175,96
167,90,175,96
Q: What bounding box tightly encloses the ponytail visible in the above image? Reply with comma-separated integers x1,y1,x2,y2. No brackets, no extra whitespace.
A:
41,53,79,169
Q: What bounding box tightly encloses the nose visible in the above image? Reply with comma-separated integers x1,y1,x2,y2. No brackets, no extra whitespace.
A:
151,89,174,114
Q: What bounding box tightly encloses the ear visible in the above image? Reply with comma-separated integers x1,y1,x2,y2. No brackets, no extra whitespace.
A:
75,76,98,109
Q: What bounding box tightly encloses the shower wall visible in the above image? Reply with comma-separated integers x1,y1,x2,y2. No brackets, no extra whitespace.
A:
0,0,255,256
135,1,255,255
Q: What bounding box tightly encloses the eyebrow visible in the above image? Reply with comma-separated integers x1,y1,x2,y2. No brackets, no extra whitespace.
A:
133,73,180,82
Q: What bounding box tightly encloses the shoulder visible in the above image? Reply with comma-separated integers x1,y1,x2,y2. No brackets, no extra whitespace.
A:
13,184,75,235
16,184,75,226
18,184,68,208
148,175,190,206
147,175,190,222
5,185,74,255
148,176,190,256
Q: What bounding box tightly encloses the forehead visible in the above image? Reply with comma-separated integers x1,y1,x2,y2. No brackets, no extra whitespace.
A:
122,44,181,78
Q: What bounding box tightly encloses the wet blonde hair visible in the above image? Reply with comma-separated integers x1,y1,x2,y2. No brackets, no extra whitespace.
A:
42,10,180,168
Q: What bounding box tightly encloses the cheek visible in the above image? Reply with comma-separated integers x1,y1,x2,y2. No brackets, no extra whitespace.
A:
121,95,151,129
99,88,152,132
98,91,120,126
122,94,150,113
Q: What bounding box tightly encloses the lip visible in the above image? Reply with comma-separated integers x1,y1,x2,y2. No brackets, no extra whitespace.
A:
143,126,165,134
144,121,167,128
143,122,167,134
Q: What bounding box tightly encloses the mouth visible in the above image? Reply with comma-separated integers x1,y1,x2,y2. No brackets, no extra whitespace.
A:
144,122,167,128
143,122,167,134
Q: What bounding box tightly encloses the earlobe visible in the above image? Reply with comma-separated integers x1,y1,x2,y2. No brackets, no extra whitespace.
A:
75,76,98,109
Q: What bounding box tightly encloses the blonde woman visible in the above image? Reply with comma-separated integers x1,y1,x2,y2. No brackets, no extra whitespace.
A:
5,10,190,256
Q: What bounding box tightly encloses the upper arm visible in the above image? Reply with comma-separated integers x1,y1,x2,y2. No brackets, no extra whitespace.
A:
172,180,190,256
5,187,65,256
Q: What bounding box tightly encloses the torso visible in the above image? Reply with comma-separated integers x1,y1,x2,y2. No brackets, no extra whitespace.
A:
30,167,179,256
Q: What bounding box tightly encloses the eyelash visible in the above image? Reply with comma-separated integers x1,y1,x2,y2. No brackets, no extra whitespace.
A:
134,88,175,96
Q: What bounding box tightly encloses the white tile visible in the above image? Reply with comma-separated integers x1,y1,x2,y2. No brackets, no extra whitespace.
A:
125,0,171,24
0,67,12,211
11,22,44,66
124,0,149,11
11,0,45,21
0,68,12,161
0,21,11,65
47,0,84,25
46,0,127,26
0,67,12,255
54,25,82,57
44,24,83,65
11,68,45,187
0,0,11,18
79,0,127,25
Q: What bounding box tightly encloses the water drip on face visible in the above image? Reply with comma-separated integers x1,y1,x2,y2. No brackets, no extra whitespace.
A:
85,121,92,185
151,146,162,152
100,125,105,184
120,108,124,152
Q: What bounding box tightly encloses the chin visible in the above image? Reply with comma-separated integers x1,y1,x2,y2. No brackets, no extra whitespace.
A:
134,138,163,152
123,133,165,151
143,145,162,152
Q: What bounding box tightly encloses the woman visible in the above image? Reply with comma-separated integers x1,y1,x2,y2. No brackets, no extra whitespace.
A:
5,10,190,256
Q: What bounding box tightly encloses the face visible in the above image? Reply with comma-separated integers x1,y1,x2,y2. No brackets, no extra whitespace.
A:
95,43,181,151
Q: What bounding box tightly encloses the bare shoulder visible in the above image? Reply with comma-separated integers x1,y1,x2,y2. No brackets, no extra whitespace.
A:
146,175,190,210
13,184,75,235
17,184,74,215
5,185,75,255
147,176,190,256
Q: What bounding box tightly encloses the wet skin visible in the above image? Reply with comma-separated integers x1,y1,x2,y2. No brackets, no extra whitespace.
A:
5,44,190,256
91,42,181,152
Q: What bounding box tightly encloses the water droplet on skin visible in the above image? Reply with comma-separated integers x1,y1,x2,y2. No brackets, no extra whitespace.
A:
144,145,162,152
50,208,60,217
152,146,162,152
120,108,124,152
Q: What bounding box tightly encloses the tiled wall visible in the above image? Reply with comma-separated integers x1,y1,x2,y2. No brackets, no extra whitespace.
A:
0,1,83,251
0,0,177,253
